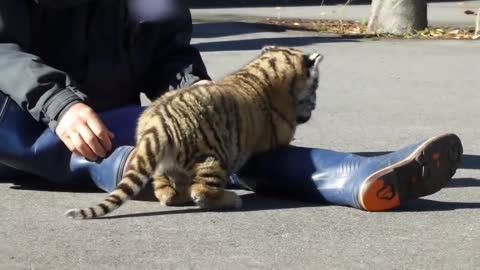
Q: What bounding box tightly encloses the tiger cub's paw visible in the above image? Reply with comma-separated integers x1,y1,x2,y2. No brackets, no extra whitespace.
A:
155,186,191,206
162,193,192,206
222,190,243,209
191,190,242,209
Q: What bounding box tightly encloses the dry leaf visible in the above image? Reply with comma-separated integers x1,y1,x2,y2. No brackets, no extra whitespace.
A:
464,10,477,15
259,18,478,40
448,29,460,35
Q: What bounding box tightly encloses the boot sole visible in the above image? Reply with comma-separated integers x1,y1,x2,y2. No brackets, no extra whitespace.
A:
358,133,463,211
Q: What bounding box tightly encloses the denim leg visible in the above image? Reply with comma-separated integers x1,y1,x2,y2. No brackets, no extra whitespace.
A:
0,91,144,189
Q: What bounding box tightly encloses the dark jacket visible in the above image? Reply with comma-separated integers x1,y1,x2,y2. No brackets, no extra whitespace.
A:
0,0,210,130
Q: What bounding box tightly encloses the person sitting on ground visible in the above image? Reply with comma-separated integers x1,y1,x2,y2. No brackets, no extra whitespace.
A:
0,0,463,212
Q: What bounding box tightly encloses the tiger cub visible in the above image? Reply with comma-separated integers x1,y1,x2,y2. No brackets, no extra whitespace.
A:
65,46,323,219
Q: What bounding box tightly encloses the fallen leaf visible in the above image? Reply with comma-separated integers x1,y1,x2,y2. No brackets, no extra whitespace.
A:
464,10,477,15
448,29,460,35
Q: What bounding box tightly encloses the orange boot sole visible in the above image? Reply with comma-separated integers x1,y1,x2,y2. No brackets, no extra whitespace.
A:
358,133,463,211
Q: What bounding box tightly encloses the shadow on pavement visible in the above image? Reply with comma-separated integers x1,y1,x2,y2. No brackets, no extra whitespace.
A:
458,154,480,170
0,174,103,194
4,176,477,219
100,191,480,220
194,36,359,52
193,22,287,39
394,198,480,212
100,193,320,220
446,177,480,188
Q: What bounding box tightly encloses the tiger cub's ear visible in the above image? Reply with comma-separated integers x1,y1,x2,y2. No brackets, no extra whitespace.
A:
304,53,324,69
261,45,278,54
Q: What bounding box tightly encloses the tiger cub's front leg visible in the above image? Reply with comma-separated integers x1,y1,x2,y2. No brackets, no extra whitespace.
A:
153,173,191,206
189,158,242,209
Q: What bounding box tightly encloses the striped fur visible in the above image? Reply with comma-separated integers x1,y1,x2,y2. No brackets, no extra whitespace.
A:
65,46,323,219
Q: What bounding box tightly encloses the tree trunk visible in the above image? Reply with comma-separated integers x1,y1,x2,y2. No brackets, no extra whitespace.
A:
367,0,428,35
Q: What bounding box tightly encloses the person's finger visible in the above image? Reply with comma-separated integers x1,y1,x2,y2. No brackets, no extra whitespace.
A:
72,149,82,157
86,115,113,152
70,131,98,161
78,125,107,158
60,135,83,157
61,135,77,153
193,79,215,86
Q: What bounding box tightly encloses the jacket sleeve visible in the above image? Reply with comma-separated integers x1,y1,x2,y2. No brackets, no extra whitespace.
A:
143,4,211,100
0,0,86,131
34,0,94,9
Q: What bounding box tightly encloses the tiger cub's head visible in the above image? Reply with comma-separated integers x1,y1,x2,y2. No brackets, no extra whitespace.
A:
261,46,323,124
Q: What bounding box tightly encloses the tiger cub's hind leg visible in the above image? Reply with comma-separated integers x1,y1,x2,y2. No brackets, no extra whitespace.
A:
190,158,242,209
153,173,192,206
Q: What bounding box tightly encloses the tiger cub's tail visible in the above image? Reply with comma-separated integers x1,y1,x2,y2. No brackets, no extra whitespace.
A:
64,135,164,220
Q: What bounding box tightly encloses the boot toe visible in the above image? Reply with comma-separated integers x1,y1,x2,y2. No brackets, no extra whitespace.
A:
358,133,463,211
72,146,135,192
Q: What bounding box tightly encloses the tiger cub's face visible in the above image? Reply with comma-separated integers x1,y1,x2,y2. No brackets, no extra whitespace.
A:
296,52,323,123
261,46,323,124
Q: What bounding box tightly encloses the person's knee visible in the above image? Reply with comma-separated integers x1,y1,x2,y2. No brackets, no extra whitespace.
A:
0,91,43,131
126,0,182,24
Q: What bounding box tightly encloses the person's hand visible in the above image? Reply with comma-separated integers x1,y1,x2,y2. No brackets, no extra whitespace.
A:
55,103,114,161
193,79,215,86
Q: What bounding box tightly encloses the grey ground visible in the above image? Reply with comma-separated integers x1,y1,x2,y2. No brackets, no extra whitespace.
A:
1,2,480,270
